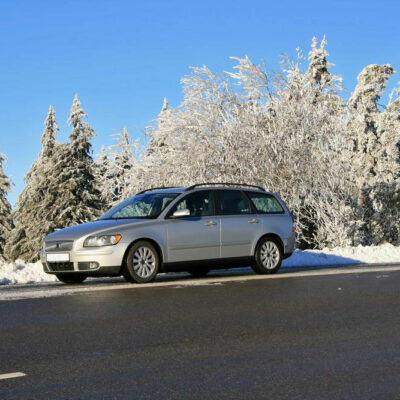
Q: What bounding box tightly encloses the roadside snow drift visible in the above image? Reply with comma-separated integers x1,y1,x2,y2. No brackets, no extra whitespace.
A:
0,260,57,285
1,244,400,286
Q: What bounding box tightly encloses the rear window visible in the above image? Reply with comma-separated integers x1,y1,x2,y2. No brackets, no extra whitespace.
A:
246,192,284,214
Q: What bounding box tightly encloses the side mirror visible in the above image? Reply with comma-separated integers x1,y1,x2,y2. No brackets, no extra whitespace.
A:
171,209,190,218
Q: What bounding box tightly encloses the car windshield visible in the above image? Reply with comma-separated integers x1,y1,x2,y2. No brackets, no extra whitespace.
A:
99,192,179,220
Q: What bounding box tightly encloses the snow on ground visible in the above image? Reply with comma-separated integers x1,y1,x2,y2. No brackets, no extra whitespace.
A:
1,244,400,286
0,260,57,285
283,243,400,267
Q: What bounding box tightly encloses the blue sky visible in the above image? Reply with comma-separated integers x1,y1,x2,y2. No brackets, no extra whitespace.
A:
1,0,399,205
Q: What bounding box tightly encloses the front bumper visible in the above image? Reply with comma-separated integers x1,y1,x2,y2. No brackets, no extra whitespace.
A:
40,245,126,276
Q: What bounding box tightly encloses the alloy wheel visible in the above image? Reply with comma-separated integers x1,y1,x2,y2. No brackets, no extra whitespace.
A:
132,246,156,278
260,241,280,270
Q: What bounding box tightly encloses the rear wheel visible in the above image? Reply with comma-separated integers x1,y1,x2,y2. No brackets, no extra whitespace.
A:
123,241,160,283
56,274,87,284
187,267,210,277
252,237,282,274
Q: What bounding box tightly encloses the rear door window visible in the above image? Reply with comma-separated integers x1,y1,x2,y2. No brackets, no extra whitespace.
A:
246,192,284,214
217,190,251,215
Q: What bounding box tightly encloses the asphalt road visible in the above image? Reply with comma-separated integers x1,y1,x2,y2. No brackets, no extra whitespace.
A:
0,268,399,399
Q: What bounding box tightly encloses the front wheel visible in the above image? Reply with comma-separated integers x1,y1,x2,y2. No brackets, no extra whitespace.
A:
56,274,87,284
123,241,160,283
251,237,282,275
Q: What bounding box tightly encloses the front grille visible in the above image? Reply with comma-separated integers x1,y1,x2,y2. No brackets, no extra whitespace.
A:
45,241,74,252
47,262,74,272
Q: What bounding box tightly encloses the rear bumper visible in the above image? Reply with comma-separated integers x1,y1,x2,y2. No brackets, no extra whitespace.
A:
40,245,126,276
283,233,296,256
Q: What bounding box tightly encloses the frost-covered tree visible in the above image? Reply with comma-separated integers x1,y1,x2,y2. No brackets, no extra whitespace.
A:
94,146,112,205
347,65,400,244
307,36,333,88
143,67,240,188
348,64,398,188
47,94,104,226
110,128,136,201
254,51,354,248
97,128,139,205
0,153,13,260
5,105,59,261
145,97,175,161
139,40,355,248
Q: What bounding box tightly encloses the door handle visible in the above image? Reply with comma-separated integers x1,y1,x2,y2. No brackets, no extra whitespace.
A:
204,220,217,226
248,218,259,224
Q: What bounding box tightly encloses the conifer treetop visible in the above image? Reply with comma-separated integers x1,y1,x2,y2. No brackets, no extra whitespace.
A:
307,35,334,86
67,94,95,154
41,105,58,154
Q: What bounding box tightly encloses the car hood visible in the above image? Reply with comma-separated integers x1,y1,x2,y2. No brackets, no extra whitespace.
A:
45,219,155,241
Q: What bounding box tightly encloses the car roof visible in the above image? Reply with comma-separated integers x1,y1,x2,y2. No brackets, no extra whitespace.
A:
139,187,186,194
189,186,275,195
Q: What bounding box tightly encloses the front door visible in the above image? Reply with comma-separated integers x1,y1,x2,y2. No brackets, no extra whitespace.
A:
166,190,220,262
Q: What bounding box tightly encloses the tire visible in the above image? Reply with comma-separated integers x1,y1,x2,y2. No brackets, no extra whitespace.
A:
56,274,87,284
187,267,210,277
251,237,283,275
123,241,160,283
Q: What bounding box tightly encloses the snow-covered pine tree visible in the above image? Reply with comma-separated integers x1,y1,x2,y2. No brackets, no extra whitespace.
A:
94,145,112,205
98,128,138,205
109,127,135,203
347,65,400,244
5,105,59,261
138,97,183,192
0,153,13,261
348,64,396,189
307,36,332,88
47,94,104,226
146,97,172,155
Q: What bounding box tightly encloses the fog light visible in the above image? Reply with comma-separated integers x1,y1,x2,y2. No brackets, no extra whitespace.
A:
89,262,99,269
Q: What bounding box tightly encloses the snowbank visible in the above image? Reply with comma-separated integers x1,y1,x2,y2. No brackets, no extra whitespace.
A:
283,243,400,267
0,260,57,285
1,244,400,286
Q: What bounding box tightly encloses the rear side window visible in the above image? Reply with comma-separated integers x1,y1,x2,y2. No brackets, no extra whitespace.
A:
247,192,284,214
218,190,251,215
170,191,215,217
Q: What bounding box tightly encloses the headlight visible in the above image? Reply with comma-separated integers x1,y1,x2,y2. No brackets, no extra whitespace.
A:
83,234,122,247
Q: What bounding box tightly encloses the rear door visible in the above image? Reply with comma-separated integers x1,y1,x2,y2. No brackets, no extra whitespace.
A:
217,190,262,258
166,190,220,262
245,191,291,240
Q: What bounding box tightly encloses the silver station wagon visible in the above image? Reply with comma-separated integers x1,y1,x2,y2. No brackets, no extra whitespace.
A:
40,183,296,284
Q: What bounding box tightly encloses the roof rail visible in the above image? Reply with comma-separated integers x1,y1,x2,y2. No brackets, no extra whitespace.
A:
136,186,181,195
185,183,266,192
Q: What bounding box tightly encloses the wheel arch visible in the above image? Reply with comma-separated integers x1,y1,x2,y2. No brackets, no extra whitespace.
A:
121,238,165,272
254,233,284,256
